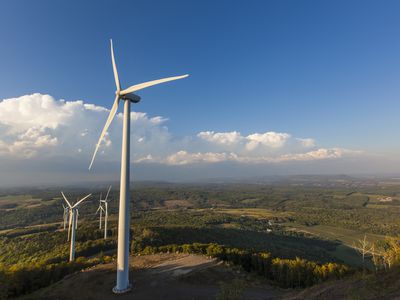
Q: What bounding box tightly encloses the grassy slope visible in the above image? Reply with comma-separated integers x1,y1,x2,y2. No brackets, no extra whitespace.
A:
214,207,384,267
285,267,400,300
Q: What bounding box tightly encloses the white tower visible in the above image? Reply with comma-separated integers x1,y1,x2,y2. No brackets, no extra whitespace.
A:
88,40,188,293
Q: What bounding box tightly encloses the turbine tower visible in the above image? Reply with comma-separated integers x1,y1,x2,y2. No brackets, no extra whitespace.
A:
89,39,188,294
62,204,68,230
61,192,92,262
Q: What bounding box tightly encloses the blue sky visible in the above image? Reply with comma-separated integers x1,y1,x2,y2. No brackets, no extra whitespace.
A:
0,1,399,184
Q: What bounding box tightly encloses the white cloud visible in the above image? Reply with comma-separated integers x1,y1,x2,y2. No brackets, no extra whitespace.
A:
0,93,171,161
198,131,243,145
164,151,236,165
141,147,359,165
276,148,361,162
245,132,290,150
0,93,360,169
198,130,292,150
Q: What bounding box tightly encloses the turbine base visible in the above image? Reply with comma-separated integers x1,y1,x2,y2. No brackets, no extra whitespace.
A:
112,283,132,294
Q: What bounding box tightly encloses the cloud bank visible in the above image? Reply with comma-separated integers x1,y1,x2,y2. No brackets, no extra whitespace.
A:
0,93,360,166
0,93,371,185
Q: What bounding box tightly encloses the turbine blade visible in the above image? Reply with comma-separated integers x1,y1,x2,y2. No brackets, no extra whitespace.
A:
120,74,189,95
104,185,112,202
89,95,119,170
110,39,120,91
72,193,92,208
96,206,101,214
61,192,72,208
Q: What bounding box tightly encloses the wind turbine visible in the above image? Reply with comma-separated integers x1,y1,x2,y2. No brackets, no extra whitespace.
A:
61,192,92,262
102,186,112,239
62,204,68,230
89,39,188,294
96,193,105,230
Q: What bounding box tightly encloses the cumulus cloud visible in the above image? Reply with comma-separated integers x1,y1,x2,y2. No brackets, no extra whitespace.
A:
246,132,290,150
197,131,243,145
164,151,236,165
0,93,170,162
140,148,360,165
0,93,360,169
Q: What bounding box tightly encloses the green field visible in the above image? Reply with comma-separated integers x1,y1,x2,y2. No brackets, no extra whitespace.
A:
285,223,387,267
212,207,387,267
286,224,386,246
0,194,57,211
211,207,293,219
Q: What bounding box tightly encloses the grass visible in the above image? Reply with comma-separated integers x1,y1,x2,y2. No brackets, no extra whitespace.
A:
333,244,365,268
285,224,386,245
202,207,388,267
201,207,389,267
366,204,393,209
212,208,293,219
0,195,40,210
0,194,56,210
285,223,387,267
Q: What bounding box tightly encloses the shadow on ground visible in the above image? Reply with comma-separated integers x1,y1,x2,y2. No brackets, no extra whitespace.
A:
22,253,288,300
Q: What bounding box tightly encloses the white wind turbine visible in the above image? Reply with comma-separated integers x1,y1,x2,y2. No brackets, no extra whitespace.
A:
62,204,68,230
102,186,112,239
61,192,92,262
96,186,112,239
89,39,188,293
96,193,105,230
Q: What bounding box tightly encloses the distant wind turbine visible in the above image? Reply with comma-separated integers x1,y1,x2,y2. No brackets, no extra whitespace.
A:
88,39,188,293
102,186,112,239
62,204,68,230
96,186,112,239
61,192,92,262
96,193,105,230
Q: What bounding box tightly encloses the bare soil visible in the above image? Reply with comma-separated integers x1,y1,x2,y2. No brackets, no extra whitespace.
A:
22,253,287,300
163,199,193,209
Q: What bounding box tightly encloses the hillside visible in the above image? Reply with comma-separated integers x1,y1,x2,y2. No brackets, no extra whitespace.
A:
15,246,400,300
21,253,287,300
2,181,400,299
285,267,400,300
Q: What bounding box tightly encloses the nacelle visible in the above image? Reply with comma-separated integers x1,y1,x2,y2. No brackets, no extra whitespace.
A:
121,93,141,103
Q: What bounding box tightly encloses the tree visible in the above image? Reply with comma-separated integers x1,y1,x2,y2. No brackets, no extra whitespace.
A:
353,235,373,273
